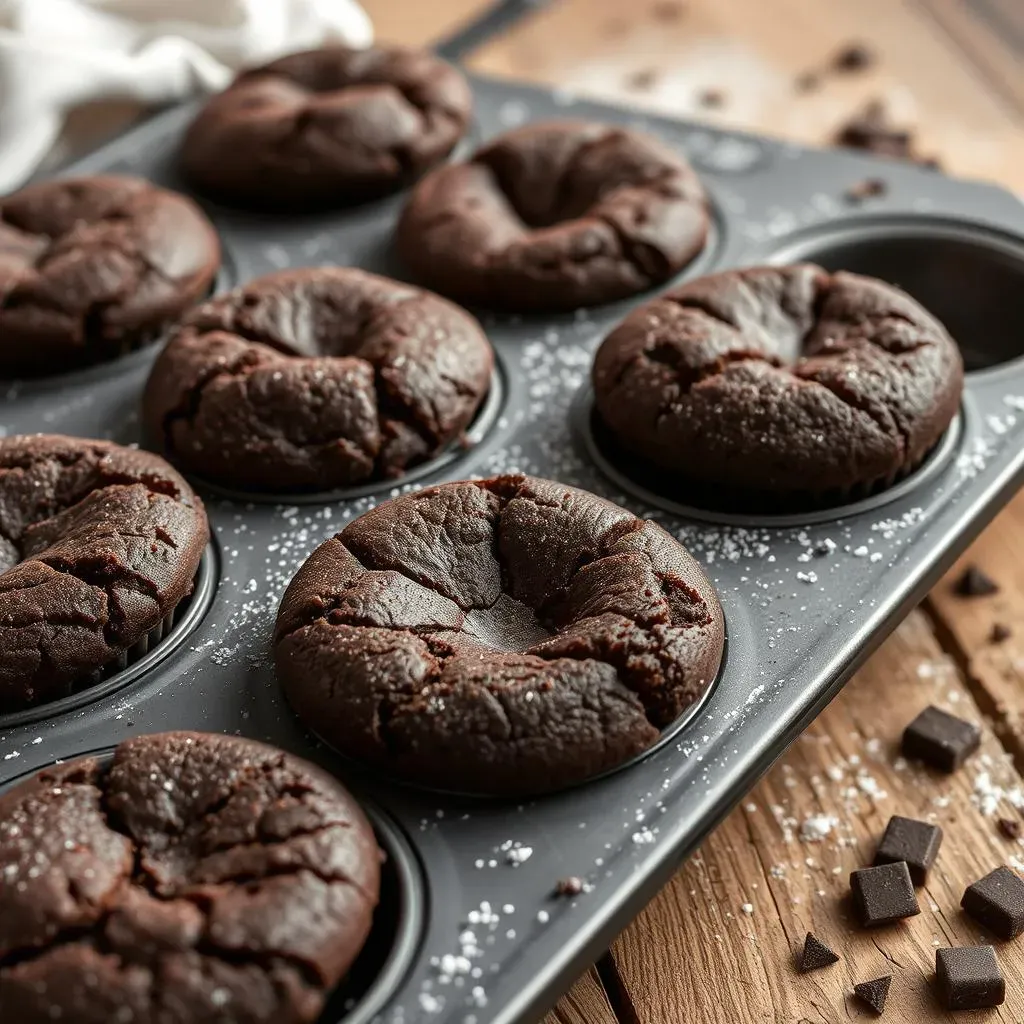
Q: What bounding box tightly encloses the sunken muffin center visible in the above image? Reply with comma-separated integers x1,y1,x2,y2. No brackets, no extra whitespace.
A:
461,593,554,653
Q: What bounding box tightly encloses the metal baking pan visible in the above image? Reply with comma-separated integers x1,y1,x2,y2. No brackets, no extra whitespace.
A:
3,63,1024,1024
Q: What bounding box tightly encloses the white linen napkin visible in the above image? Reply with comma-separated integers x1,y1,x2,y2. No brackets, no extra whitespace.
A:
0,0,374,193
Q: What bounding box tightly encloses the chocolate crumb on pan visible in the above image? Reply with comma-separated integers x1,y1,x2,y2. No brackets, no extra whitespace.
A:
797,932,839,973
0,434,208,713
0,175,220,377
397,120,710,312
592,263,963,511
181,46,472,210
0,732,381,1024
274,474,725,797
956,564,999,597
554,877,585,897
844,177,887,203
142,267,494,494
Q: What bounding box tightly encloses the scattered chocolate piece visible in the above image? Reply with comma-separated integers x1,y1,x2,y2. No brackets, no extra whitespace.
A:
844,178,887,202
961,866,1024,939
956,564,999,597
798,932,840,973
998,818,1021,841
850,862,920,927
935,946,1005,1010
853,975,892,1015
833,42,876,72
991,622,1012,643
901,705,981,773
795,70,821,93
652,0,686,21
835,100,912,159
874,816,942,886
625,68,659,91
554,876,584,897
697,88,725,109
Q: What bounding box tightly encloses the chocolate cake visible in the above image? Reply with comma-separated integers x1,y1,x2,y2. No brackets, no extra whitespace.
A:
274,474,724,796
142,267,494,493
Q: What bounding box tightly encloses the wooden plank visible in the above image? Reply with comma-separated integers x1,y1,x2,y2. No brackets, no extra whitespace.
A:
926,493,1024,769
361,0,492,48
541,967,620,1024
468,0,1024,190
609,611,1024,1022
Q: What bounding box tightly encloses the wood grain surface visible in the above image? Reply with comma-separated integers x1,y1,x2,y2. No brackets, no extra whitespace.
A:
361,1,1024,1020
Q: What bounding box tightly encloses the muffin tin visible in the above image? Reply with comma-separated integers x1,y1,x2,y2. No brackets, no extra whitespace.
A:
3,70,1024,1024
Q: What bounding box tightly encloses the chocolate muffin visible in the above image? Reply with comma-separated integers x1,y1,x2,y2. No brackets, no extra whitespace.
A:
180,45,472,210
0,731,381,1024
0,435,209,712
396,120,710,311
142,267,494,493
0,175,220,377
592,264,963,506
274,474,724,796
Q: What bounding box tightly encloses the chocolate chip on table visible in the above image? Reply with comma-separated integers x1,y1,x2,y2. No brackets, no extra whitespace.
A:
797,932,840,972
844,178,887,202
795,70,821,92
853,975,892,1015
833,42,876,72
991,622,1013,643
998,818,1022,841
901,705,982,773
961,866,1024,939
956,564,999,596
697,88,726,108
554,877,585,897
873,815,942,886
935,946,1005,1010
850,862,921,927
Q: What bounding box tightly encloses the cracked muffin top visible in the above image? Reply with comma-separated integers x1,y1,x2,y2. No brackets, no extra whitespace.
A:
0,435,209,712
274,474,724,796
0,175,220,377
396,120,709,312
180,45,472,210
141,267,494,494
592,264,963,505
0,731,381,1024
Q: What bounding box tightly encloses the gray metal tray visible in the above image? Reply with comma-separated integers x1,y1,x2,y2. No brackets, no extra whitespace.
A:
3,70,1024,1024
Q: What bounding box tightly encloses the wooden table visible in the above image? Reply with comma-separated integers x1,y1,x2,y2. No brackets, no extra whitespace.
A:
364,2,1024,1020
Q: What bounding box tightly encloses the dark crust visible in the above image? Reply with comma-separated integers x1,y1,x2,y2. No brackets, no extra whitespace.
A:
0,175,221,377
141,267,494,493
0,731,381,1024
273,474,725,797
591,264,964,498
0,435,209,711
396,120,710,311
180,45,472,210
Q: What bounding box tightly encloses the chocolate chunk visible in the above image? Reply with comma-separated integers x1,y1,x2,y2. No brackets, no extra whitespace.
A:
873,816,942,886
833,43,875,72
956,564,999,596
998,818,1021,841
835,100,913,160
554,877,585,897
901,705,981,772
853,975,891,1015
935,946,1005,1010
850,862,920,927
844,178,887,202
697,88,726,108
798,932,840,972
961,866,1024,939
795,70,821,93
991,622,1012,643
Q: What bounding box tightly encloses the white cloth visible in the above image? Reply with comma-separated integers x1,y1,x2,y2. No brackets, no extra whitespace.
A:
0,0,374,193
